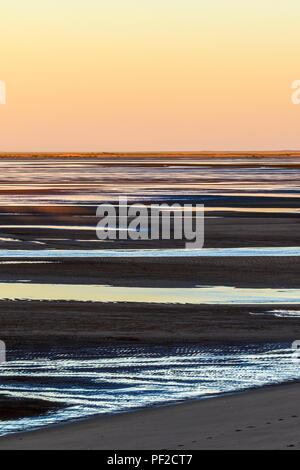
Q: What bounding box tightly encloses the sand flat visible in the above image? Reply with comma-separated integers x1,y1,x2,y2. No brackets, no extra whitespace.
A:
1,300,300,347
0,154,299,448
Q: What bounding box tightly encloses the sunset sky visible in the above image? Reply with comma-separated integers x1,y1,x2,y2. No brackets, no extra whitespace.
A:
1,0,300,151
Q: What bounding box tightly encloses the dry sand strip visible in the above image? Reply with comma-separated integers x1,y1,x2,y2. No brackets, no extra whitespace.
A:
0,383,300,450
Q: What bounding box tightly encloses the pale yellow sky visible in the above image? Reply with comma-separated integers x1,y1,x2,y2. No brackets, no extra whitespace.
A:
0,0,300,151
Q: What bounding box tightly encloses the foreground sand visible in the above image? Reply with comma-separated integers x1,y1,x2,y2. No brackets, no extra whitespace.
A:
0,383,300,450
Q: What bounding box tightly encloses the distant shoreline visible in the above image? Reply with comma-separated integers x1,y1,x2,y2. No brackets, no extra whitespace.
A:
1,151,300,159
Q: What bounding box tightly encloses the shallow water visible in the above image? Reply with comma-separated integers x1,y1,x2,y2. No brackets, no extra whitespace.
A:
1,283,300,305
251,310,300,318
0,247,299,258
0,342,299,436
1,157,300,205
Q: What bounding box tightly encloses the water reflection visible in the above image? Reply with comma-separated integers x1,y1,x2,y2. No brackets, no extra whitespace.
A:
251,310,300,318
0,158,300,205
0,246,300,258
0,283,300,304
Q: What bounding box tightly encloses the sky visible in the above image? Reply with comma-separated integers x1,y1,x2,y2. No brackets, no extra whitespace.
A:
1,0,300,151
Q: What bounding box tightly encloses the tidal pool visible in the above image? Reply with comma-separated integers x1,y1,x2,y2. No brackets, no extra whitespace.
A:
0,283,300,304
0,246,300,258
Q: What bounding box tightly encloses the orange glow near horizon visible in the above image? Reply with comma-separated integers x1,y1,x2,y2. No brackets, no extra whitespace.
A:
1,1,300,152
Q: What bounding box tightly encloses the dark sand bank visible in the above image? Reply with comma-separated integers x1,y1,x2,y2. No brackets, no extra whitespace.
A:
1,301,300,348
0,215,299,250
0,255,300,288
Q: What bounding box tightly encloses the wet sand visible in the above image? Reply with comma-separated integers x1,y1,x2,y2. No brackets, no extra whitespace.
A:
1,300,300,348
1,254,300,288
0,382,300,449
0,214,300,250
1,249,300,347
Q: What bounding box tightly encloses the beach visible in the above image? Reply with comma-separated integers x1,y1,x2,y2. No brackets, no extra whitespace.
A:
0,154,300,449
3,0,300,452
